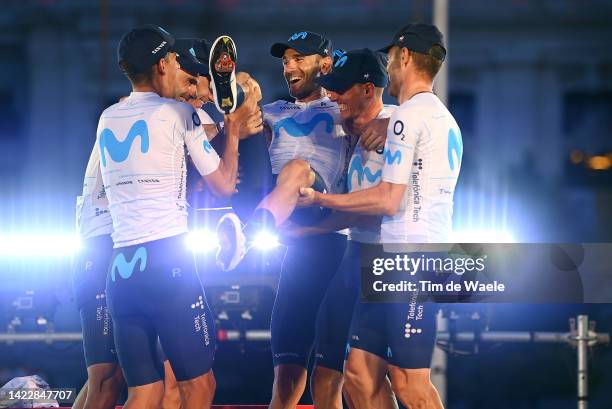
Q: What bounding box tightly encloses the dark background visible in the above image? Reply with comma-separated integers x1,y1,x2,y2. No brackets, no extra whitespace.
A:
1,0,611,408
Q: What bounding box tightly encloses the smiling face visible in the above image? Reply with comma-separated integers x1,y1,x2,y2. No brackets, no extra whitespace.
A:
188,75,212,109
282,48,323,101
174,68,198,102
386,46,403,99
327,83,370,122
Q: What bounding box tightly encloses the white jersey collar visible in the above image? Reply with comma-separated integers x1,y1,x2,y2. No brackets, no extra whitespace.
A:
294,96,332,108
128,91,160,100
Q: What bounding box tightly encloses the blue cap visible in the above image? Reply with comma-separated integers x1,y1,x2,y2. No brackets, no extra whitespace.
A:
379,23,446,61
117,25,175,74
270,31,332,58
316,48,388,94
174,38,209,76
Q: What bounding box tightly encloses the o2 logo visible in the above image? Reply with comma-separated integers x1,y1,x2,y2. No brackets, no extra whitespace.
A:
99,120,149,167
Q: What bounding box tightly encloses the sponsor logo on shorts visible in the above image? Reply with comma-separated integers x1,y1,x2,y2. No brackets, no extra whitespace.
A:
407,292,424,322
404,322,422,338
111,247,147,282
191,295,205,310
96,305,111,336
192,296,211,346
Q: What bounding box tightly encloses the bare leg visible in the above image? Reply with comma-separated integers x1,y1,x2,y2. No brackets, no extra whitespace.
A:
124,381,164,409
72,381,88,409
388,366,444,409
176,370,216,409
82,363,124,409
162,360,181,409
269,364,308,409
343,349,397,409
311,365,343,409
255,158,315,227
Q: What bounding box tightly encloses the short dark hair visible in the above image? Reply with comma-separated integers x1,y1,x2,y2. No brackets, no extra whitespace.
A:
410,45,444,79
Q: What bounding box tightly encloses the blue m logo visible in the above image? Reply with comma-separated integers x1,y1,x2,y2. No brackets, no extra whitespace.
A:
289,32,308,41
447,128,463,171
203,140,213,153
99,120,149,167
347,156,382,191
383,148,402,165
111,247,147,282
274,113,334,139
335,55,348,68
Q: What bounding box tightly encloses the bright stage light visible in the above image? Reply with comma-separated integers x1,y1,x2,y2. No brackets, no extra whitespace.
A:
451,229,516,243
0,233,81,258
252,230,280,251
185,229,220,253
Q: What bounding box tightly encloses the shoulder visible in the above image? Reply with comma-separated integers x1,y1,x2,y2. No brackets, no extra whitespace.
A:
310,98,340,114
160,98,196,117
159,99,202,128
380,104,398,119
263,99,300,114
196,108,216,125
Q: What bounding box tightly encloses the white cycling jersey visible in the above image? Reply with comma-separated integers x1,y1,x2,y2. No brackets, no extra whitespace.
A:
75,144,113,240
346,105,396,244
381,92,463,243
97,92,220,248
264,97,352,194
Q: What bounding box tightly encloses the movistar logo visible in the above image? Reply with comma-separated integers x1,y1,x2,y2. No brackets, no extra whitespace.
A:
289,32,308,41
347,155,382,191
335,55,348,68
273,113,334,139
447,127,463,171
110,247,147,282
203,140,212,153
383,148,402,165
99,120,149,167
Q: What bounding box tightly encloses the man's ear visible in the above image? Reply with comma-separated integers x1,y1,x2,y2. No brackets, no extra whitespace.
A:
320,56,333,75
156,57,166,75
401,47,411,68
363,83,374,96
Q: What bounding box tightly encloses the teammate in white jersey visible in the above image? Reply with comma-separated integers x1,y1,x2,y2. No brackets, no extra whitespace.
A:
73,143,124,409
214,31,346,409
98,26,255,409
301,24,460,409
281,48,400,409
